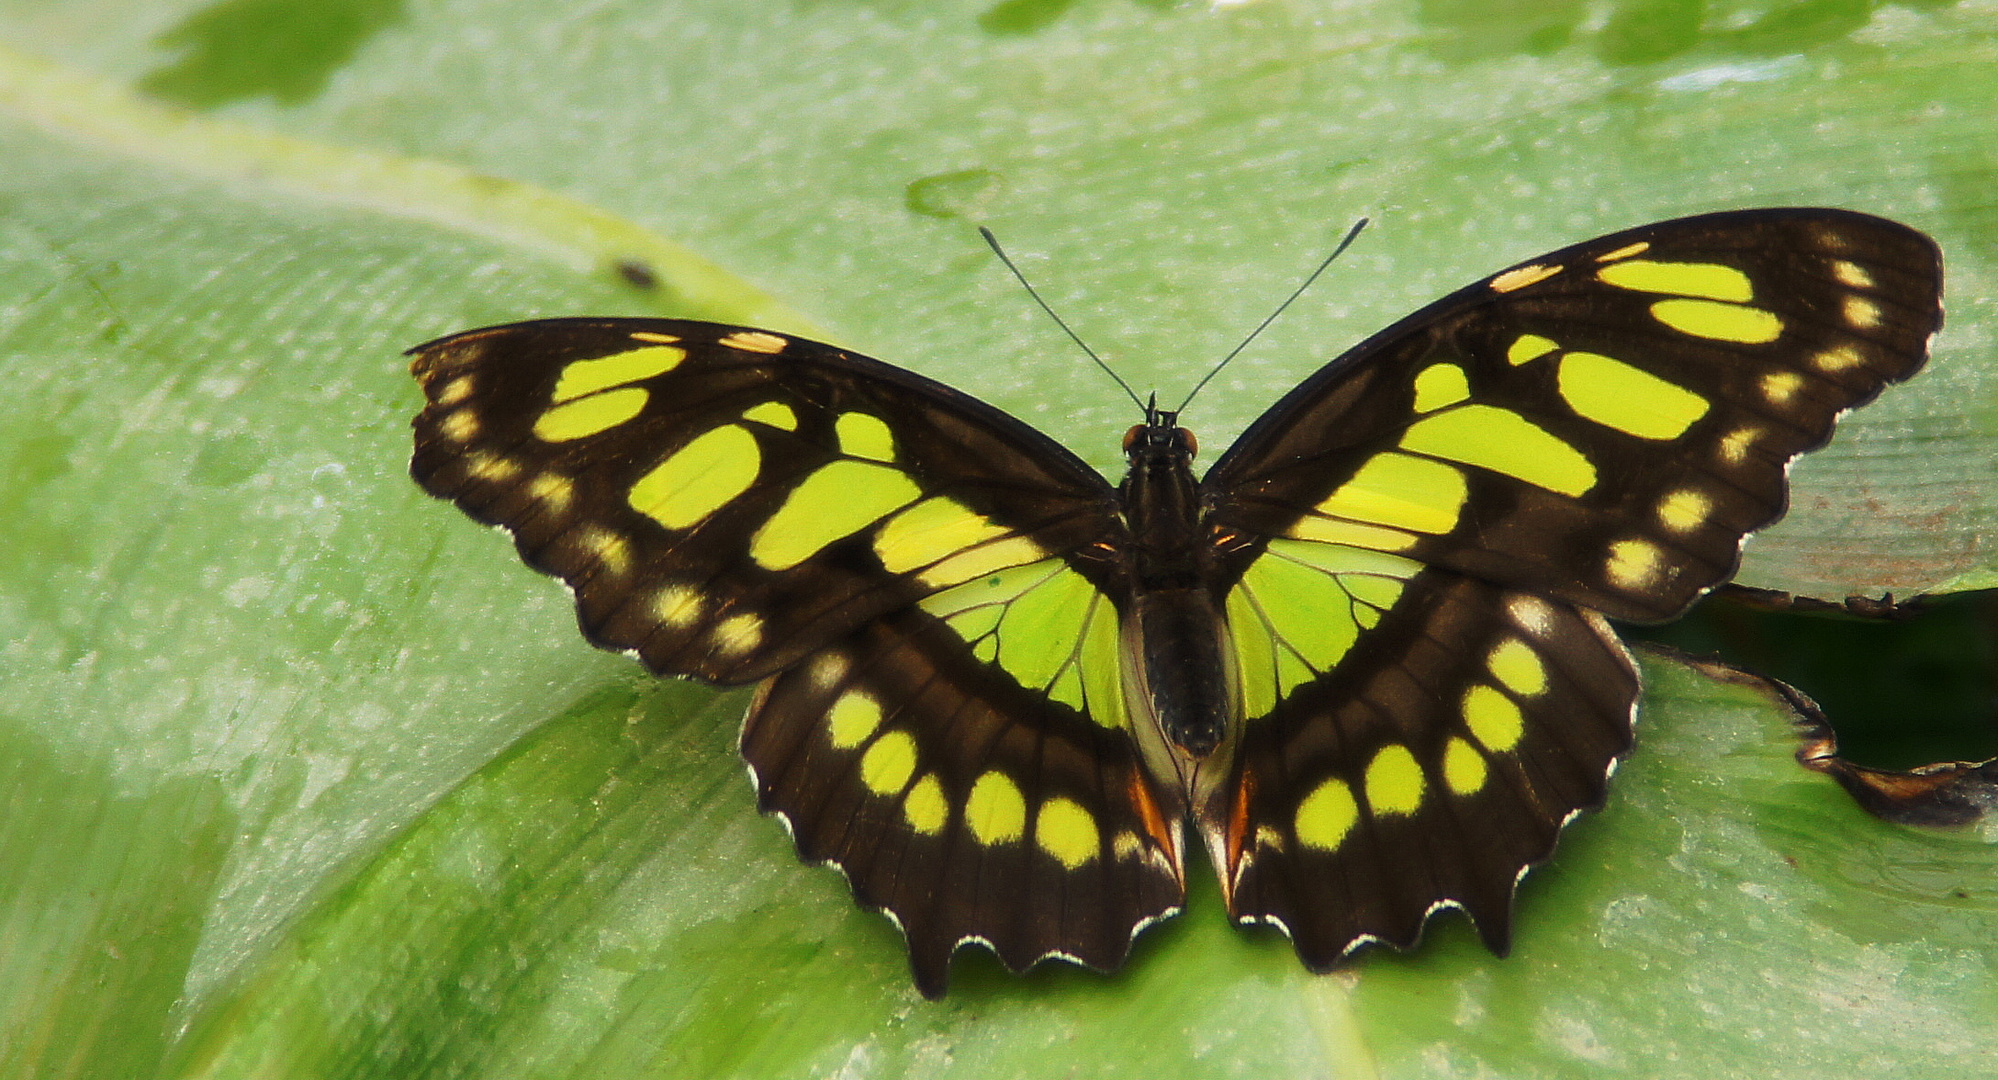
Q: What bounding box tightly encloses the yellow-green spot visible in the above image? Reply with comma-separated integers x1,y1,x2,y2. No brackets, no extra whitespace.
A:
1364,744,1424,815
1443,737,1488,796
1402,405,1596,497
1507,595,1555,637
714,612,763,655
1596,241,1650,263
1507,334,1559,366
1597,260,1752,302
917,536,1050,588
836,412,897,461
1465,684,1525,751
1412,363,1470,412
1762,371,1804,404
860,731,918,795
1265,537,1423,579
1843,295,1881,329
749,460,920,570
1720,427,1761,465
535,386,648,442
1606,538,1663,590
1490,263,1559,293
1558,352,1710,440
1286,516,1417,553
828,691,883,749
653,586,701,627
629,424,760,529
529,472,573,510
1294,778,1358,851
580,529,631,575
904,774,948,834
466,452,518,482
1659,489,1710,533
719,330,787,354
876,496,1010,573
439,409,479,442
1035,797,1099,869
1814,345,1863,373
1651,299,1782,344
1831,260,1873,288
811,652,850,689
1487,638,1546,697
742,401,798,431
967,771,1026,845
550,345,686,403
1314,452,1467,535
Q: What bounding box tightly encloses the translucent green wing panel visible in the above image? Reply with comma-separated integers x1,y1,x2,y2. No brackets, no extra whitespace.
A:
742,603,1184,997
918,557,1129,735
410,319,1126,684
1204,209,1944,623
1200,570,1639,962
1225,539,1424,721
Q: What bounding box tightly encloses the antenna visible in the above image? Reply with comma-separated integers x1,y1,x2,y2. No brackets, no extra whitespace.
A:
1174,217,1370,414
979,227,1148,414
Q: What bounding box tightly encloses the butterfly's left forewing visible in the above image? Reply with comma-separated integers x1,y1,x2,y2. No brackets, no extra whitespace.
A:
411,319,1184,996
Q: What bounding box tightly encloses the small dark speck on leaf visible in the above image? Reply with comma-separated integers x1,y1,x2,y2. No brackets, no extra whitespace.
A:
616,259,659,290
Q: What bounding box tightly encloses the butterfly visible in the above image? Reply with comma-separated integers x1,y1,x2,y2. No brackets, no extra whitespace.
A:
409,208,1943,997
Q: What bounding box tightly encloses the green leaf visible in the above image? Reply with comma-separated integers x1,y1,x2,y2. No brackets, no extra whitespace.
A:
2,3,1993,1078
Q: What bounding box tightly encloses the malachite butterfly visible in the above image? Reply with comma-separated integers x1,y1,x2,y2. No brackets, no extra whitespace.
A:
410,208,1943,997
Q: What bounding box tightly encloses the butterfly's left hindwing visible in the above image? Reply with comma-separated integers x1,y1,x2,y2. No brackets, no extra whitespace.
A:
744,601,1184,998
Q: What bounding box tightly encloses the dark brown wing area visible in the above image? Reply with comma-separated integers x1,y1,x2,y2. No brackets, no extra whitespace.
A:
742,608,1185,997
1204,209,1943,623
1207,570,1638,963
410,318,1125,684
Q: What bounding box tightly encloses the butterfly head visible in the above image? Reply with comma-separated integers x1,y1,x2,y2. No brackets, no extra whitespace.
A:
1124,396,1198,463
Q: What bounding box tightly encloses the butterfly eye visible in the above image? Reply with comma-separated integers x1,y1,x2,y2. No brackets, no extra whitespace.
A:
1123,424,1145,452
1178,428,1198,458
